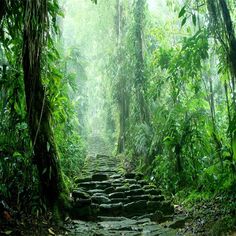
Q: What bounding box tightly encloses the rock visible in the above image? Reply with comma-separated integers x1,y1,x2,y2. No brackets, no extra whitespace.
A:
126,189,145,196
109,192,125,198
161,215,174,222
129,184,141,190
143,185,156,190
110,197,129,204
151,195,165,201
72,190,90,199
90,203,100,216
98,216,128,221
100,203,124,216
96,181,111,189
112,182,124,187
70,205,91,219
96,154,109,159
75,199,92,207
128,195,150,201
110,174,122,179
104,186,115,194
136,173,144,180
160,201,174,215
79,182,96,189
124,200,147,216
145,189,162,195
75,177,92,183
168,216,187,229
147,201,162,212
88,189,105,194
125,179,137,184
138,180,149,186
115,186,130,192
92,173,108,181
98,218,137,231
125,173,136,179
91,195,111,204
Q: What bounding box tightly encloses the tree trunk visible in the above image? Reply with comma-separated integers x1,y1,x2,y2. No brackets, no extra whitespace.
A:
22,0,66,209
133,0,149,124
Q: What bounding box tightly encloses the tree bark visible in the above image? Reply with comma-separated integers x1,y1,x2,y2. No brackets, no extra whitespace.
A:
22,0,65,208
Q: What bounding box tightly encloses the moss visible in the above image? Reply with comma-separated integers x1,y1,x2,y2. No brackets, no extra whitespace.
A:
210,216,236,236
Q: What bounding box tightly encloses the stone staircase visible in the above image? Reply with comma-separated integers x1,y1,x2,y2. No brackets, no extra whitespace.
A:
66,154,180,235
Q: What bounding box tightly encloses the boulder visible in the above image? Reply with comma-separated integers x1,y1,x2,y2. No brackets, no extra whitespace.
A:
125,179,137,184
143,184,156,190
72,190,90,199
79,182,96,189
100,203,124,216
91,195,111,204
151,195,165,201
75,177,92,183
124,200,147,216
75,199,92,207
135,173,144,180
115,186,130,192
145,189,162,195
110,174,122,179
147,201,162,213
92,173,108,181
104,186,115,194
129,184,141,190
160,201,174,215
109,192,125,198
96,181,111,189
88,189,105,194
110,197,129,204
127,195,150,201
125,173,136,179
138,180,149,186
126,189,145,196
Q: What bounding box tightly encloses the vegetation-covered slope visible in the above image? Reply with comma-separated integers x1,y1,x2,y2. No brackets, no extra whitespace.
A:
0,0,236,235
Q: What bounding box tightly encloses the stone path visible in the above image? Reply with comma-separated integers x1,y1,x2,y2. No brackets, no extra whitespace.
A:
65,154,185,235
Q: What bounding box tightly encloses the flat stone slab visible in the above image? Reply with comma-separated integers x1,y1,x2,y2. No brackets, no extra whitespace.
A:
100,203,124,216
109,192,125,198
110,174,122,179
72,190,90,199
126,189,145,196
145,189,162,195
110,197,129,204
104,186,115,194
79,182,96,189
125,173,136,179
92,173,108,181
127,195,150,201
91,195,111,204
74,199,92,207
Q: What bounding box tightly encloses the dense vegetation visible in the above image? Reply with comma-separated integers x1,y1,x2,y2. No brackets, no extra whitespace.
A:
0,0,236,233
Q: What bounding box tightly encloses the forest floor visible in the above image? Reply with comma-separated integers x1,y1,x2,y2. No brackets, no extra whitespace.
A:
1,137,235,235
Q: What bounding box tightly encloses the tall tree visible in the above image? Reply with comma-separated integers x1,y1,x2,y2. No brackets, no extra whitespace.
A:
22,0,67,208
115,0,130,153
133,0,148,123
0,0,67,210
207,0,236,166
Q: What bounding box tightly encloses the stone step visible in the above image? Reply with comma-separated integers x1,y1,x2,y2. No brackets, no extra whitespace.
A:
70,153,174,221
100,203,124,216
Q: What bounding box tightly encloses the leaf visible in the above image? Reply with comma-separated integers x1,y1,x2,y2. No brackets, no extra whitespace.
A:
47,142,50,152
181,17,187,27
178,6,186,18
42,168,47,175
4,231,13,235
192,14,197,26
48,228,55,235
